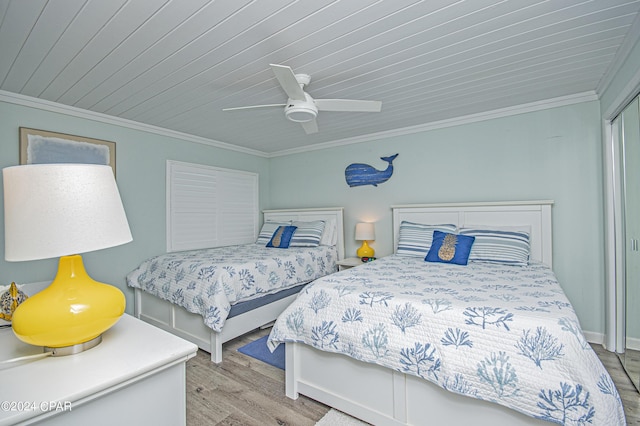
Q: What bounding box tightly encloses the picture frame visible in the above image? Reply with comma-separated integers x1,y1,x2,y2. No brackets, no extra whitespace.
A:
19,127,116,175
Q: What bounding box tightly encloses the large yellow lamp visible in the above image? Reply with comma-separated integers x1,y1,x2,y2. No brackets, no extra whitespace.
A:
355,222,375,258
3,164,132,355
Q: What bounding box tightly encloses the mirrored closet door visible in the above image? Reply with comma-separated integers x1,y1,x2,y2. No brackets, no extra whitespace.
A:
615,94,640,391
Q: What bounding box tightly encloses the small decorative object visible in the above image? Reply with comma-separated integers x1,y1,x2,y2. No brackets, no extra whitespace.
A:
438,233,458,261
345,153,398,187
0,282,28,321
355,222,375,258
3,164,132,355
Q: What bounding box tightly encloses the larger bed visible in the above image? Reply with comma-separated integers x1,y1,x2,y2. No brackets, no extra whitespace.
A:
268,201,626,425
127,207,344,363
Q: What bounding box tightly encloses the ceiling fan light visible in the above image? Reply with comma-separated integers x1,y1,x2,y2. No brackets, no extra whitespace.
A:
284,96,318,122
286,106,317,122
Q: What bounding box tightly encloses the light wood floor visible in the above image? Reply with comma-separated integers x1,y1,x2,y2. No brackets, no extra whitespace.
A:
186,327,329,426
186,328,640,425
595,344,640,425
619,349,640,392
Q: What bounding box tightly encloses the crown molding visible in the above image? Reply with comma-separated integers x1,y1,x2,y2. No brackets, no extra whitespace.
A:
268,92,599,157
0,91,269,158
1,90,598,160
597,10,640,98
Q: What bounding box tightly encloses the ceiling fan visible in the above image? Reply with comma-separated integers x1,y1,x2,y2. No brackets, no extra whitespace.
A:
222,64,382,134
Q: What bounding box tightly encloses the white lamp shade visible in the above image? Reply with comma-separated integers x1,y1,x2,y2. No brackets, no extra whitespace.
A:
355,222,375,241
3,164,133,261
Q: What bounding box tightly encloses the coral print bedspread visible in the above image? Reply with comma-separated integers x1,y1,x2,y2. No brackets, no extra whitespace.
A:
127,244,337,332
268,255,626,425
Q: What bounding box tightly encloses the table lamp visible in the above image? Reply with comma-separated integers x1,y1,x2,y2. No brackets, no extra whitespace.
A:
355,222,375,258
3,164,132,356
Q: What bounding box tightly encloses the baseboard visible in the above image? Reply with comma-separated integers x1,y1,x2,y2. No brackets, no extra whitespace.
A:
582,330,640,352
583,330,605,346
626,336,640,351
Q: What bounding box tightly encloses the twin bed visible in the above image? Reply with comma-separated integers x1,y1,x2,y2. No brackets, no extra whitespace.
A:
128,201,625,425
127,207,344,363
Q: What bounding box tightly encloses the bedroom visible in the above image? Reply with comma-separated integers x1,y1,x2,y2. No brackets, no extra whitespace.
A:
0,1,639,424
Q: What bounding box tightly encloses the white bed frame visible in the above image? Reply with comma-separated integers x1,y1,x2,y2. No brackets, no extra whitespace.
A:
285,201,554,426
134,207,344,363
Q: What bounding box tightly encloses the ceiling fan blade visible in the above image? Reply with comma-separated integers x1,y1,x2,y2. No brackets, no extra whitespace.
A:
301,119,318,134
222,103,286,111
315,99,382,112
270,64,306,101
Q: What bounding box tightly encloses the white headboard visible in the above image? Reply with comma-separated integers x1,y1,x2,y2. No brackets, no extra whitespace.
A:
262,207,345,260
392,201,554,267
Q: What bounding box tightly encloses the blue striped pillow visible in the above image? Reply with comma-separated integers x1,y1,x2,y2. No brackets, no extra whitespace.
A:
290,220,325,247
396,221,458,257
459,226,530,266
257,221,292,245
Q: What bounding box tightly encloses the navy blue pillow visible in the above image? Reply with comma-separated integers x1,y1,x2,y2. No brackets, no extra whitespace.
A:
266,226,297,248
425,231,475,265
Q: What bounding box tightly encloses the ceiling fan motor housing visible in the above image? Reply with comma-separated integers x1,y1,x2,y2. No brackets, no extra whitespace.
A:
285,92,318,122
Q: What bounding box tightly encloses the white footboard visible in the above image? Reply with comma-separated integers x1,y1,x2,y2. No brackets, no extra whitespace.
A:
134,288,298,363
285,342,549,426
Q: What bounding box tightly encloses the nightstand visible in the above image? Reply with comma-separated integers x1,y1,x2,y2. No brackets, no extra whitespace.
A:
337,257,366,270
0,314,197,426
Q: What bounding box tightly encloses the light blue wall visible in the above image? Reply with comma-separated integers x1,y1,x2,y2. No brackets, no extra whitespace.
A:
0,96,609,335
269,101,605,334
0,100,270,314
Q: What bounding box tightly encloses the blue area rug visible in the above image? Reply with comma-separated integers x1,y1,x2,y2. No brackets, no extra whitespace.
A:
237,335,285,370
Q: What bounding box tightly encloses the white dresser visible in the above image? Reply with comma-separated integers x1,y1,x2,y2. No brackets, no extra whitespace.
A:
0,314,198,425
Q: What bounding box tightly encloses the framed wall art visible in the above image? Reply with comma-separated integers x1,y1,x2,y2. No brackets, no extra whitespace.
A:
19,127,116,175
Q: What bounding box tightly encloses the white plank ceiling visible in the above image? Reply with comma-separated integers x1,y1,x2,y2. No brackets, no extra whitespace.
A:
1,0,639,155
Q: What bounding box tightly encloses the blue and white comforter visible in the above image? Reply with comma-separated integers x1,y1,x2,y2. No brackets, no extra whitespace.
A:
126,243,337,332
268,255,626,425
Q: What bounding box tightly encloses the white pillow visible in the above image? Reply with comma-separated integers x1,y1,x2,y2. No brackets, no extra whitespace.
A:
319,219,337,246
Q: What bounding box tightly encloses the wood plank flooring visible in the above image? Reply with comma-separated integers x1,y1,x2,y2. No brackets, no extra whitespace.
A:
619,349,640,392
592,344,640,425
186,328,640,425
186,327,329,426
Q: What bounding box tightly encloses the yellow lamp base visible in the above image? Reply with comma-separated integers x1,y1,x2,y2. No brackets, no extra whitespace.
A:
356,240,375,258
11,254,125,352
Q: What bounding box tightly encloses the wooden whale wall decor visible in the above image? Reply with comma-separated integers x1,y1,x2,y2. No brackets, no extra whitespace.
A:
345,153,398,187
